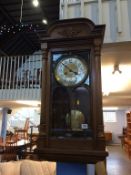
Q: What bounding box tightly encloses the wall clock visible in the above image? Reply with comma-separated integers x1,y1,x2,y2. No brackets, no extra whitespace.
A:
36,18,108,163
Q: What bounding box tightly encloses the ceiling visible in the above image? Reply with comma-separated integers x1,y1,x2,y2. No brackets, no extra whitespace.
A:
102,42,131,110
0,100,41,108
0,0,59,55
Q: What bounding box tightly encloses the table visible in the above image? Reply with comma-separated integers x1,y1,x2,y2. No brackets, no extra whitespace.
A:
104,132,112,142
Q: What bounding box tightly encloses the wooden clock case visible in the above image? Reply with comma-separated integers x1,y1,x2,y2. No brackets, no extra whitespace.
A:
36,18,108,163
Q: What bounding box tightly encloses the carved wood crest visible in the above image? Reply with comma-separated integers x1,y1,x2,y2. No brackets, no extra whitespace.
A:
58,27,81,38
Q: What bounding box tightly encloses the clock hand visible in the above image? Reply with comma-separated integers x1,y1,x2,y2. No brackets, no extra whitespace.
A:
62,63,78,75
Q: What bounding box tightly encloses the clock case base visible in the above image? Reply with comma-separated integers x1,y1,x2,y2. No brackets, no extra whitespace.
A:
36,134,108,163
36,149,108,164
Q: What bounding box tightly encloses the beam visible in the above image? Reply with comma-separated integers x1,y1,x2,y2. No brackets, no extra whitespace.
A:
0,48,8,56
21,33,37,51
0,5,16,24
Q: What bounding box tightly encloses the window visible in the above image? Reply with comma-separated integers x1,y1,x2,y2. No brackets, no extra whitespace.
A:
103,111,117,122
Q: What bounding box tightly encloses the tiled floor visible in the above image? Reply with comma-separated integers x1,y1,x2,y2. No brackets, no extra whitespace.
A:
107,145,131,175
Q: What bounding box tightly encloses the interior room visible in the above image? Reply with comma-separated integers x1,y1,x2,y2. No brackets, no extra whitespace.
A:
0,0,131,175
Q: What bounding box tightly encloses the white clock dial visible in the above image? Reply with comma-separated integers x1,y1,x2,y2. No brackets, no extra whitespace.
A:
55,56,88,87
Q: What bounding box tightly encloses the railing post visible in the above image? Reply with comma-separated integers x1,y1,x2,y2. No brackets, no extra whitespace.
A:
116,0,122,33
64,0,68,19
81,0,85,17
98,0,103,24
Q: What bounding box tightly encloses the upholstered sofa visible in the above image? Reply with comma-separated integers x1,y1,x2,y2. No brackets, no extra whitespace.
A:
0,159,107,175
0,160,56,175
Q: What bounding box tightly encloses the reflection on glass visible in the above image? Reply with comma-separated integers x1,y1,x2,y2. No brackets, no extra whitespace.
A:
51,51,92,137
66,110,85,131
51,86,92,137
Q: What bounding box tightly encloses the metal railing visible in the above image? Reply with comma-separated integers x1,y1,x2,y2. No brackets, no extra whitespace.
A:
0,54,42,90
0,54,42,100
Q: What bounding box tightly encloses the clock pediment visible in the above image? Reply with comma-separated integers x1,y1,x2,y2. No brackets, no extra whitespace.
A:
47,18,95,39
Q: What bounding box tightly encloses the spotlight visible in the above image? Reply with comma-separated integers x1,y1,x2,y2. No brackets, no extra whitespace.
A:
42,19,48,25
32,0,39,7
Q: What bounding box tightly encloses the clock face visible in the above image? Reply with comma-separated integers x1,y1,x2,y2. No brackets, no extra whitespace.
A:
55,56,88,87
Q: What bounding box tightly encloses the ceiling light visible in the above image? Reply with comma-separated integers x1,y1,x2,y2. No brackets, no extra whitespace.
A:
103,107,119,111
112,64,122,74
42,19,48,25
102,64,131,95
32,0,39,7
15,100,41,107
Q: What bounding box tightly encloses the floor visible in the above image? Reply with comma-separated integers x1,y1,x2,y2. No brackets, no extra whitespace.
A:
107,145,131,175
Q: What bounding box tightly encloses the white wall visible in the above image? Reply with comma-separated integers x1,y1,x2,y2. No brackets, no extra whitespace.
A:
104,110,126,144
0,107,40,134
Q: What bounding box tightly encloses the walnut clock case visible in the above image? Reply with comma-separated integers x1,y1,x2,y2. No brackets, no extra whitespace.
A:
37,18,108,163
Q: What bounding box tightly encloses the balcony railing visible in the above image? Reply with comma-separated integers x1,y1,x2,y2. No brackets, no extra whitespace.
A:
0,54,42,100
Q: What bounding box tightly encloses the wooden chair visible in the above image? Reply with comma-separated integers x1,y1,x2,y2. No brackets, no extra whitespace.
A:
0,137,3,145
15,118,30,140
0,145,18,162
0,136,18,162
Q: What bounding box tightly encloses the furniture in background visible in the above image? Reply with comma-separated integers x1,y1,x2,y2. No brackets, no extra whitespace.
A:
0,159,107,175
0,160,56,175
123,112,131,158
15,118,30,140
118,127,127,148
104,132,112,142
0,138,30,162
118,135,124,148
29,125,39,151
0,119,39,162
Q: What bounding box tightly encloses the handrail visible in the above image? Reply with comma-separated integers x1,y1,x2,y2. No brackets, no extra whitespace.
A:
0,54,42,90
